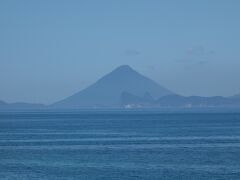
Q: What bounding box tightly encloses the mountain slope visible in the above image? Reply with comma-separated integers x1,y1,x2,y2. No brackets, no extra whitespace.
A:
120,92,154,106
53,65,173,108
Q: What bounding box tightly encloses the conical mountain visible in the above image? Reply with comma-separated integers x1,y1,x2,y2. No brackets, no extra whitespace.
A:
53,65,173,108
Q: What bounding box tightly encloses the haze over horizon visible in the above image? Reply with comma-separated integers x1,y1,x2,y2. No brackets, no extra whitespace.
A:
1,0,240,104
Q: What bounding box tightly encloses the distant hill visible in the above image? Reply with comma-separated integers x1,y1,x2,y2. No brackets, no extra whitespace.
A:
231,93,240,99
0,100,45,109
120,94,240,108
53,65,173,108
156,95,239,107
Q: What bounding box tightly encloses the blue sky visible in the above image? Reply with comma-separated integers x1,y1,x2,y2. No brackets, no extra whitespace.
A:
0,0,240,104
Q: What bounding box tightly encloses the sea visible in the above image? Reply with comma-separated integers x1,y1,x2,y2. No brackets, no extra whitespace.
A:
1,108,240,180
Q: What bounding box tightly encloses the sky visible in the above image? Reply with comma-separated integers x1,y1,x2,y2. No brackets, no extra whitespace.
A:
0,0,240,104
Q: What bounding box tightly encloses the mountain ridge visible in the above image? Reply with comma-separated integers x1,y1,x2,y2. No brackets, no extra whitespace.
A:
1,65,240,109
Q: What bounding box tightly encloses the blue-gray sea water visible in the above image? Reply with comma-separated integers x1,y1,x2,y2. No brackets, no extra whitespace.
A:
1,109,240,180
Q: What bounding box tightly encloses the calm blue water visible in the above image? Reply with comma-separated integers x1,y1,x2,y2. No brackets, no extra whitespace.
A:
1,109,240,180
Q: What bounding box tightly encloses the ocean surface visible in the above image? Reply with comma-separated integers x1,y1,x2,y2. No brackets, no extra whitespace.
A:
1,109,240,180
